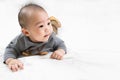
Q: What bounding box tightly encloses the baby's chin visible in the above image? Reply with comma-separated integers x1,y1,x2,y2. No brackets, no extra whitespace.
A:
43,37,50,42
30,38,48,43
37,38,49,43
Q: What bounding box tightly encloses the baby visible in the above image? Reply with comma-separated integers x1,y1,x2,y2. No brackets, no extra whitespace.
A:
4,3,67,72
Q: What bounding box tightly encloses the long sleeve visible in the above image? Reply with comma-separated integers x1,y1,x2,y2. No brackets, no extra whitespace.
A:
53,35,67,53
3,34,24,62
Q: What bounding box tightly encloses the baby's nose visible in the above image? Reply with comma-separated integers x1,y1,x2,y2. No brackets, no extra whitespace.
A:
45,26,50,32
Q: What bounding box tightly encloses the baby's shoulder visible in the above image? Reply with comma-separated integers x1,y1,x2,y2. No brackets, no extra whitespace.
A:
15,33,25,40
51,33,63,42
12,33,26,42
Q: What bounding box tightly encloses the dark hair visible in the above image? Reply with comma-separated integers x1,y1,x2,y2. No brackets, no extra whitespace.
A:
18,3,46,28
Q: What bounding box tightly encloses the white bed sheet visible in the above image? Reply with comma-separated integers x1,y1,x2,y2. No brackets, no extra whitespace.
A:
0,49,120,80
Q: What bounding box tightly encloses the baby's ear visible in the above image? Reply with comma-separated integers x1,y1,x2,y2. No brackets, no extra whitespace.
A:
21,28,29,36
49,16,61,34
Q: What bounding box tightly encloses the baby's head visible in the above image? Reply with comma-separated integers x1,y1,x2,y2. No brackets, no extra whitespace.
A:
18,3,53,42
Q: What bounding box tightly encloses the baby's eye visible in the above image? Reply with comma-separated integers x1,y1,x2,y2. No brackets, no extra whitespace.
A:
39,25,43,28
47,22,51,25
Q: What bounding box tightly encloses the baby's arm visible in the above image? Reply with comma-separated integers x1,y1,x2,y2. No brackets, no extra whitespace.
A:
4,35,24,72
50,35,67,60
5,58,24,72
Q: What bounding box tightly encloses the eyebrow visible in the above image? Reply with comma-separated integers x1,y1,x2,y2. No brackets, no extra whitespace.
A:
35,18,50,26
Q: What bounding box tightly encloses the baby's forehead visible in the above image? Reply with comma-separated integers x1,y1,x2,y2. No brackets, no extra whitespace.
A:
23,8,48,24
22,8,46,21
23,6,44,15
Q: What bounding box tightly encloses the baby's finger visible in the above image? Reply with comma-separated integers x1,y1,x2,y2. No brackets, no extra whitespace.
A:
54,54,58,59
11,64,18,72
8,64,12,69
50,53,56,59
18,63,24,70
57,55,62,60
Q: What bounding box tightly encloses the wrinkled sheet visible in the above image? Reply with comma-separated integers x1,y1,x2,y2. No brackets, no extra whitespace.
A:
0,49,120,80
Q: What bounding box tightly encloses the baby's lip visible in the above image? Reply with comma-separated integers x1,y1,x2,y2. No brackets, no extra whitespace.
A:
44,34,50,37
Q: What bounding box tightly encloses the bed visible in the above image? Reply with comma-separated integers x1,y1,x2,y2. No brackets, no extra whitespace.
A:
0,48,120,80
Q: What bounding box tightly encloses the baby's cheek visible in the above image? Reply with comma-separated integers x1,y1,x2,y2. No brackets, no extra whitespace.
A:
50,29,53,33
50,26,53,31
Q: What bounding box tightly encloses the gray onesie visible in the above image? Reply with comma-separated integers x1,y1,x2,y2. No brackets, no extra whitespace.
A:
4,32,66,62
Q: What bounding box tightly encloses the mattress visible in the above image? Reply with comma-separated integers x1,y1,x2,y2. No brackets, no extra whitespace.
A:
0,48,120,80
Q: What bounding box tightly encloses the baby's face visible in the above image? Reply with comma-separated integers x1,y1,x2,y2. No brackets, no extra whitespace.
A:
24,10,53,42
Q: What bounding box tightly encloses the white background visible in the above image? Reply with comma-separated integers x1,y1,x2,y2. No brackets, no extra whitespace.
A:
0,0,120,52
0,0,120,80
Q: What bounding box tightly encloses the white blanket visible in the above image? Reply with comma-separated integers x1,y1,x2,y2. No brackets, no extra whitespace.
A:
0,49,120,80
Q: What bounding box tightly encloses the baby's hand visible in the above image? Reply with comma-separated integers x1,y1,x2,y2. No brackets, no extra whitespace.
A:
6,58,24,72
50,49,65,60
